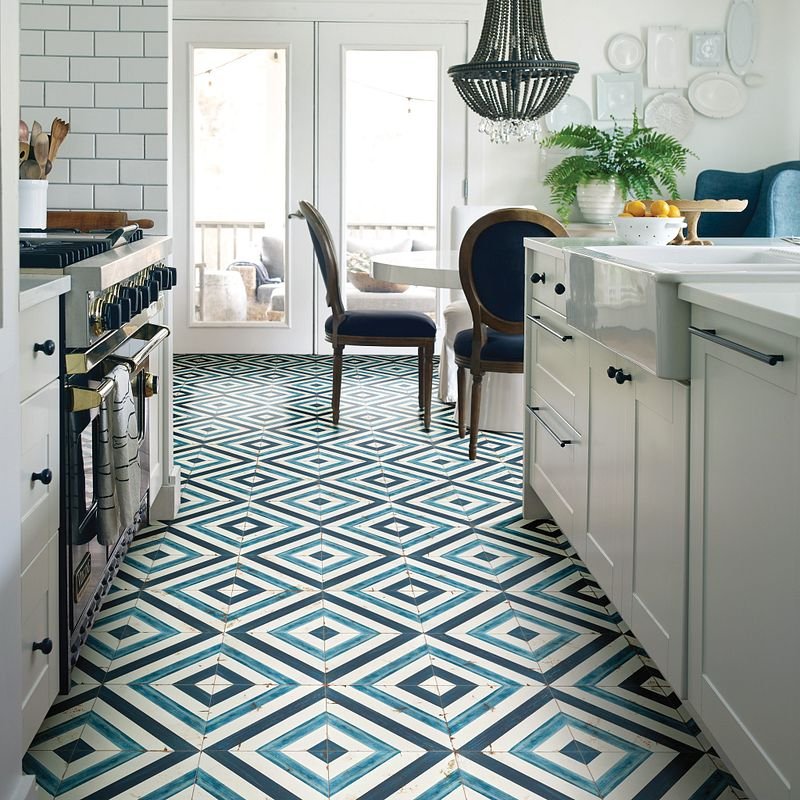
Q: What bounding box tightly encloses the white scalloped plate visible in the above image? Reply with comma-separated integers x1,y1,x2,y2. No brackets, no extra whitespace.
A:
688,72,747,118
645,93,695,139
607,33,646,73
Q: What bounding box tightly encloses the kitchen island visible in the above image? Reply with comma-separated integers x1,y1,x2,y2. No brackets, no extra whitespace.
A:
523,238,800,800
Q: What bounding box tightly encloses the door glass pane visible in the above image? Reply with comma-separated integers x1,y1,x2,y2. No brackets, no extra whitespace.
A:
192,48,287,324
344,51,438,316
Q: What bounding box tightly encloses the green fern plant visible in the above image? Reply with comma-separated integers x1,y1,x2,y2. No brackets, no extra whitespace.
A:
541,112,696,223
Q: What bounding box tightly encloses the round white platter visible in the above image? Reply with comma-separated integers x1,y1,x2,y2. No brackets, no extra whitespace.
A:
607,33,646,73
544,94,592,133
644,93,695,139
688,72,747,118
727,0,758,76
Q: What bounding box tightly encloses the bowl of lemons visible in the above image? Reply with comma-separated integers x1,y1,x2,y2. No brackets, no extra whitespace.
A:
613,200,686,245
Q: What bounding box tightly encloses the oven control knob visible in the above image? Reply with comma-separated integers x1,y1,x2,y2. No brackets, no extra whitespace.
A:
144,373,159,398
167,267,178,287
138,285,152,308
104,302,124,331
119,297,132,324
156,267,173,290
147,278,160,302
121,287,141,315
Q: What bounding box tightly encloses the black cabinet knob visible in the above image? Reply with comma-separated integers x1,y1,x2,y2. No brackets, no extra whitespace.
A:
32,638,53,655
33,339,56,356
554,283,566,295
31,468,52,485
607,366,619,379
530,272,546,284
615,370,632,384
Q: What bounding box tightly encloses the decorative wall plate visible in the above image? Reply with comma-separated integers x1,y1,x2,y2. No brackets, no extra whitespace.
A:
727,0,758,76
596,72,642,121
644,93,695,140
606,33,646,73
544,94,592,133
647,26,690,89
692,31,725,67
688,72,747,118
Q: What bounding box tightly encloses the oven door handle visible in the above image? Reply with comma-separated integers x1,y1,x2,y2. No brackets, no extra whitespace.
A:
107,324,170,376
68,376,116,412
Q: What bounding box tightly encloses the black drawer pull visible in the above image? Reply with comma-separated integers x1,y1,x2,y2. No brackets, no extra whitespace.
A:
527,405,573,448
528,315,572,342
31,468,53,485
530,272,546,284
689,326,784,366
33,339,56,356
554,283,566,295
32,638,53,655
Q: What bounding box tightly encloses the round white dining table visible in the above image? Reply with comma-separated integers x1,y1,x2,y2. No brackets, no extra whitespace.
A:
371,250,461,289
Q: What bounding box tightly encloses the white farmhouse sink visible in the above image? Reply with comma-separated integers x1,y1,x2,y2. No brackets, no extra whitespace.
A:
566,245,800,379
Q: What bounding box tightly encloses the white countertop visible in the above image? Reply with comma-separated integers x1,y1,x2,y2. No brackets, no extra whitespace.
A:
19,274,71,311
678,281,800,338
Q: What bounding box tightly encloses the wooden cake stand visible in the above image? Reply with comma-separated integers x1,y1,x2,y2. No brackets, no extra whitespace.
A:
669,199,749,246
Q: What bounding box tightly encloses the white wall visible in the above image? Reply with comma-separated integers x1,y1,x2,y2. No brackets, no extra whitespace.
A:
473,0,800,214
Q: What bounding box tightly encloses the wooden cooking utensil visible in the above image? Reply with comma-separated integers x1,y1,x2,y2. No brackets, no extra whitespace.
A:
30,120,42,144
19,141,29,164
20,160,41,180
33,132,49,179
48,118,70,166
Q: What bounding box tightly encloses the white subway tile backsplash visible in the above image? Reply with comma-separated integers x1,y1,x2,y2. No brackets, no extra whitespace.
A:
144,32,168,58
70,159,120,184
120,107,166,133
70,57,119,82
58,132,95,159
94,0,143,5
45,81,93,107
45,30,94,56
21,55,69,82
96,133,144,159
21,30,45,56
143,186,167,211
95,32,144,58
70,7,120,32
71,107,120,134
21,5,69,31
120,7,167,31
20,81,45,108
145,134,167,160
48,183,94,209
96,185,143,210
120,159,166,185
48,158,70,184
144,83,167,108
96,83,144,108
119,57,167,83
138,210,168,235
20,107,72,127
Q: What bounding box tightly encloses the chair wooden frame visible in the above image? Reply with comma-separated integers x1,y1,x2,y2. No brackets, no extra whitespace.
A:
455,208,568,459
297,201,435,429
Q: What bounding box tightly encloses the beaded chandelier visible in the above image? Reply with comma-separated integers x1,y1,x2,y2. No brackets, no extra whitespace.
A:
448,0,580,143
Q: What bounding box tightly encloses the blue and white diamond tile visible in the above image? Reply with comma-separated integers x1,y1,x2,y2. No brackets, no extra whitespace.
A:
506,591,622,638
325,634,434,687
218,631,325,685
322,589,422,634
225,589,324,632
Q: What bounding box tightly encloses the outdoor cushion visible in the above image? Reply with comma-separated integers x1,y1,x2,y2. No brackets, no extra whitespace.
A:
325,310,436,339
453,329,524,362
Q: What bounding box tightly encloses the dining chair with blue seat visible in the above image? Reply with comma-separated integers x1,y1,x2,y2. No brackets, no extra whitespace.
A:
295,200,436,429
695,160,800,238
455,207,567,459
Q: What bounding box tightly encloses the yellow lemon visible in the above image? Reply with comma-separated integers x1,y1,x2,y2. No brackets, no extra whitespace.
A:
625,200,647,218
650,199,670,217
618,213,634,218
668,204,682,218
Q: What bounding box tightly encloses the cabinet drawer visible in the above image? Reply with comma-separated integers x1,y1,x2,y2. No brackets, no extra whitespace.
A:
526,395,585,545
21,381,60,572
691,307,798,394
20,298,60,401
527,302,583,428
21,534,59,753
528,251,567,316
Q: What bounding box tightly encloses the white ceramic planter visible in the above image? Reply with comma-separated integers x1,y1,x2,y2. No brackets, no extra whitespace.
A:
576,179,623,224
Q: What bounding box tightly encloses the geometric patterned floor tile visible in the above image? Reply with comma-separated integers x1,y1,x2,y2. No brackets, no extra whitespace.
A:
26,355,746,800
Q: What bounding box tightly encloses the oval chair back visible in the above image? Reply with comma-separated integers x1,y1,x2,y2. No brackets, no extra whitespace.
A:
298,200,345,319
456,207,568,459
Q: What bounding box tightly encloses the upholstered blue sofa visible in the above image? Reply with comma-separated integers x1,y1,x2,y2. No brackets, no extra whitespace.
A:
694,161,800,238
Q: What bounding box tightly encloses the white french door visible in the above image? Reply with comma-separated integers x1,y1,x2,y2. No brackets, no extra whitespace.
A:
173,20,315,353
316,22,468,353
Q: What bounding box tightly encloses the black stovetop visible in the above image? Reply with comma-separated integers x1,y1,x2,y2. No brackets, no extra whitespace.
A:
19,227,144,269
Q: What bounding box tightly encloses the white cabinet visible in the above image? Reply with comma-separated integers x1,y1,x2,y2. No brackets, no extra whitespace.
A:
18,296,61,754
688,306,799,800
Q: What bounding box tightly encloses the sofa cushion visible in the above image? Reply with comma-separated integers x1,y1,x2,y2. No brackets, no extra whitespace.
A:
260,235,285,280
345,236,412,273
325,310,435,339
453,328,524,362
